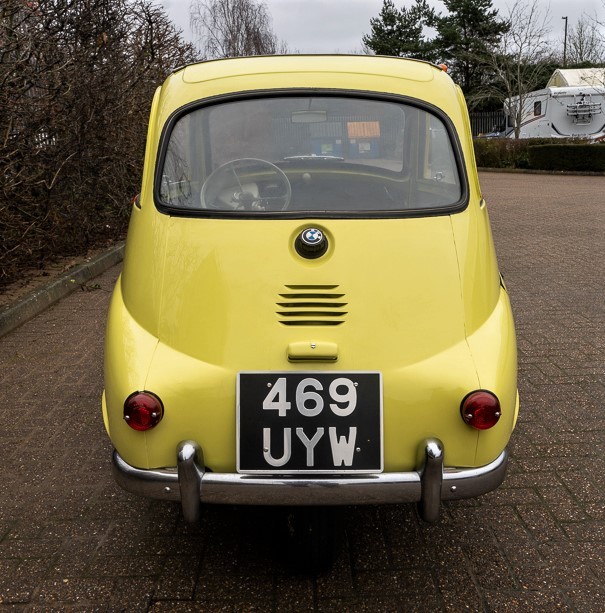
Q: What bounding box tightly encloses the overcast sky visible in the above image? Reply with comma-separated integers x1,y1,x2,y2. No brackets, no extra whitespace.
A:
162,0,604,55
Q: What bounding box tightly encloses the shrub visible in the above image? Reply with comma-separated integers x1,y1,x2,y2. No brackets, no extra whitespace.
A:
473,138,530,169
527,144,605,172
0,0,197,289
473,137,605,171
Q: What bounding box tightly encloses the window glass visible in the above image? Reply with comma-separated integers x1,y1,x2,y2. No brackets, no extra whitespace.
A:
159,96,462,214
534,101,542,116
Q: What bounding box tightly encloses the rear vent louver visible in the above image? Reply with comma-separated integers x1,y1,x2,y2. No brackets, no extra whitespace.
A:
277,285,347,326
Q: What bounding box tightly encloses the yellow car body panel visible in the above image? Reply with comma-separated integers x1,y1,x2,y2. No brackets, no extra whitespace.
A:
104,56,517,507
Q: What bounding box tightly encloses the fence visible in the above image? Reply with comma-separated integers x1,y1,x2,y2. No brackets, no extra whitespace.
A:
469,110,506,136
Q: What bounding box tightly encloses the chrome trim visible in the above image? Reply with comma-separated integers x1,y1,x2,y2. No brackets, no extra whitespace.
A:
418,439,444,523
111,443,508,522
177,441,204,523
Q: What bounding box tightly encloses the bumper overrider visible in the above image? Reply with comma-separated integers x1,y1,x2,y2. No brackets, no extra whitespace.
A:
112,439,508,523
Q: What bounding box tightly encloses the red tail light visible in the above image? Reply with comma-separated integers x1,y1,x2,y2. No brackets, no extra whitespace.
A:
123,391,164,431
460,391,501,430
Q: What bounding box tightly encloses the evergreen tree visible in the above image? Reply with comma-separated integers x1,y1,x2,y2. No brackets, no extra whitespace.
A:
433,0,509,95
362,0,436,61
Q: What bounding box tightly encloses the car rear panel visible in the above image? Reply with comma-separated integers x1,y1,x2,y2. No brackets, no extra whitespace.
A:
106,214,492,472
103,55,517,476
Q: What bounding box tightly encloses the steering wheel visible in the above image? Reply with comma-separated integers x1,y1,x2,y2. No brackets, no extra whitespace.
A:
201,158,291,211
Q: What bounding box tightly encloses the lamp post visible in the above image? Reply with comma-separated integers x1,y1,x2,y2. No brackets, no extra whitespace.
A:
562,16,568,67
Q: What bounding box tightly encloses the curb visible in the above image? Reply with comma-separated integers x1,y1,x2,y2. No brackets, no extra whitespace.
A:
478,167,605,176
0,242,125,339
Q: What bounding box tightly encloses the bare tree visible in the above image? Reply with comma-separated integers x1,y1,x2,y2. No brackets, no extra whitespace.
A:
190,0,286,58
567,15,605,64
566,15,605,65
479,0,554,138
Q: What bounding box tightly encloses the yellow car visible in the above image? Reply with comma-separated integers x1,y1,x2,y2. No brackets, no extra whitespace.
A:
103,56,518,534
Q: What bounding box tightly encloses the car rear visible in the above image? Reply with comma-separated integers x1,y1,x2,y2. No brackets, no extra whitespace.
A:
103,56,518,523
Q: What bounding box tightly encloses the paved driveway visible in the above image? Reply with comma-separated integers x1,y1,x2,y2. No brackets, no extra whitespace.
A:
1,171,604,611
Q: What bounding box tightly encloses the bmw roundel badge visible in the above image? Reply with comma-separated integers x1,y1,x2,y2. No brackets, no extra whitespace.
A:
302,228,323,246
295,227,328,259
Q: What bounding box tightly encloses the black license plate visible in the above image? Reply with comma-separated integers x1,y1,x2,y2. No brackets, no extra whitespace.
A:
237,372,382,474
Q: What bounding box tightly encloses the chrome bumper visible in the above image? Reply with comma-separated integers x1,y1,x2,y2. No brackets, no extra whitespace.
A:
111,439,508,524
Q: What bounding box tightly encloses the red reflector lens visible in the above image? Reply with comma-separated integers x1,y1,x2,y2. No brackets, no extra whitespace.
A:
123,391,164,431
461,391,501,430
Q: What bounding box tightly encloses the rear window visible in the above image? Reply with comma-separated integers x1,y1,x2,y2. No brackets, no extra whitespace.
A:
158,95,464,216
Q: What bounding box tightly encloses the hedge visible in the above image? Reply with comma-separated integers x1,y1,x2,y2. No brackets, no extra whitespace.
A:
473,137,605,172
0,0,197,291
527,144,605,172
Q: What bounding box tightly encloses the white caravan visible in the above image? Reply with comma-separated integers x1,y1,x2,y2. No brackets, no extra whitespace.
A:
503,68,605,140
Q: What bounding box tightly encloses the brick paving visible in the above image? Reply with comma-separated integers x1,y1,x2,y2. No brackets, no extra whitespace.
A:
0,171,604,611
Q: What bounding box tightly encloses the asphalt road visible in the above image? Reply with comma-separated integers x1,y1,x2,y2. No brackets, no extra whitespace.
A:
1,171,604,611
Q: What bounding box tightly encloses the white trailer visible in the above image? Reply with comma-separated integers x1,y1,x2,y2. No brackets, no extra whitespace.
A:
504,69,605,140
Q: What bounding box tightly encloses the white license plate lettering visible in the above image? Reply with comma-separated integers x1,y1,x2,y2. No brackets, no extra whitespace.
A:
239,372,382,474
262,425,358,468
329,377,357,416
262,377,291,416
296,427,324,467
329,426,357,466
263,376,358,417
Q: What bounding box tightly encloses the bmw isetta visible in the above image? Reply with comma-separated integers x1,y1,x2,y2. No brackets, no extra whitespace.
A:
103,55,518,563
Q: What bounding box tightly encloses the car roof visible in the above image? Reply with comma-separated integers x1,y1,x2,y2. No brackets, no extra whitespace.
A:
175,54,442,84
155,55,461,123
